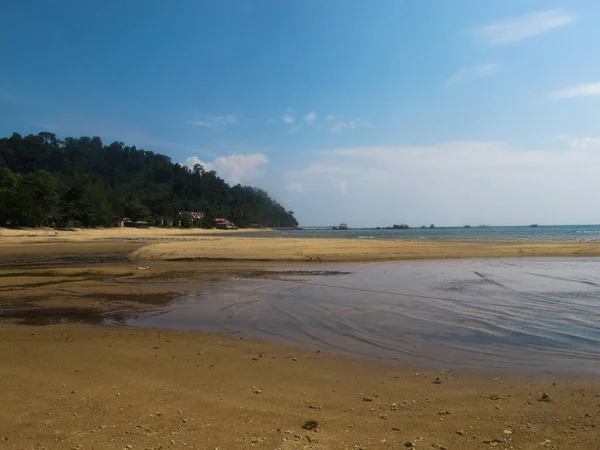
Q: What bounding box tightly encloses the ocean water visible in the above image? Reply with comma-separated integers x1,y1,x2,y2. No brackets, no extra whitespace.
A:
233,224,600,242
126,258,600,374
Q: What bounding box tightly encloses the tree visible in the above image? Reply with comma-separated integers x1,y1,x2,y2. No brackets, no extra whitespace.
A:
0,131,298,228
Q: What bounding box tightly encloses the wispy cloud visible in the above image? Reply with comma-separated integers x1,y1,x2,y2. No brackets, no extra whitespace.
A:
474,9,578,45
552,82,600,99
282,114,295,124
282,140,600,226
304,111,317,124
329,118,369,132
324,115,335,121
184,153,269,185
446,63,502,86
557,134,600,150
287,124,302,134
187,115,238,129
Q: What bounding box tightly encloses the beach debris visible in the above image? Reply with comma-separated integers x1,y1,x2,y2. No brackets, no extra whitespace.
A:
432,444,448,450
483,438,505,445
432,377,441,384
362,396,373,402
252,386,262,394
391,427,400,432
136,266,151,270
540,439,552,446
488,394,502,400
249,437,265,445
302,420,318,431
404,443,414,448
503,429,513,435
456,430,466,436
539,393,551,403
438,410,451,415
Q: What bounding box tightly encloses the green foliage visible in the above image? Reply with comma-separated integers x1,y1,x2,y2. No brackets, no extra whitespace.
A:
0,132,298,228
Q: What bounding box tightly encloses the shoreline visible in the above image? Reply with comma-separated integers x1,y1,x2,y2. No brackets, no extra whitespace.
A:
2,229,600,447
3,227,600,264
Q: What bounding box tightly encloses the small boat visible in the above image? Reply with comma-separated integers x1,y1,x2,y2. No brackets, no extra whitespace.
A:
529,224,539,227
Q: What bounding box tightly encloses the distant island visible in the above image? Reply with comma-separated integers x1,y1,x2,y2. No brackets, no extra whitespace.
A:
376,224,410,230
0,132,298,229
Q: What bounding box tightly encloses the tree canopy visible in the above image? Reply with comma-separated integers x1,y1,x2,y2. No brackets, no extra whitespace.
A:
0,132,298,228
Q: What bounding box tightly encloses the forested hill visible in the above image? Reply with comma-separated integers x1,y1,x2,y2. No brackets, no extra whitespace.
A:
0,132,298,228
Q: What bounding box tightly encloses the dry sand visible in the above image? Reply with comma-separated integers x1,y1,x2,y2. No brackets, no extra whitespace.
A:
2,323,599,450
2,228,600,448
130,237,600,262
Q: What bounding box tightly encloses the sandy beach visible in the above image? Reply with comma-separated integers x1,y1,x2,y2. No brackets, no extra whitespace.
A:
3,227,600,264
2,227,600,448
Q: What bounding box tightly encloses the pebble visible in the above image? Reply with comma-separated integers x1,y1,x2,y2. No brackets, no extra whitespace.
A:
539,393,551,403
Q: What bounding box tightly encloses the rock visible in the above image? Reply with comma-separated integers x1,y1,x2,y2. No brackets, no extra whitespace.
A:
456,430,466,436
432,377,441,384
362,397,373,402
539,393,551,403
438,411,451,415
404,443,414,448
302,420,318,431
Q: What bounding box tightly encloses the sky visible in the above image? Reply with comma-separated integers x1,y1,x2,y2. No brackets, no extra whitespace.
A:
1,0,600,227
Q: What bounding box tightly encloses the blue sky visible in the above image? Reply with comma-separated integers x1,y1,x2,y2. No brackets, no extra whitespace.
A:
1,1,600,226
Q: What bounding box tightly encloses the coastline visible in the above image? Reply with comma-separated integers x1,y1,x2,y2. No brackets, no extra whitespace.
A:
2,228,600,448
3,227,600,264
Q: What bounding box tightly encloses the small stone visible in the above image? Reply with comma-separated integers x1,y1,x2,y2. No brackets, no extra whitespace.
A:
539,393,551,403
432,377,441,384
362,397,373,402
125,446,133,449
456,430,466,436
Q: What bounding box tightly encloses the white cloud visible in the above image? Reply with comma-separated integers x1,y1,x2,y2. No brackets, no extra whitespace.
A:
325,115,335,121
281,140,600,226
185,153,269,185
288,124,302,134
552,82,600,99
557,134,600,150
304,111,317,124
446,63,502,86
474,10,578,45
282,114,295,124
335,180,349,194
187,115,238,129
329,118,369,132
285,181,304,193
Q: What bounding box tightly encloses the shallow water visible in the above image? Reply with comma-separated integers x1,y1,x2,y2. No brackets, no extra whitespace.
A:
126,258,600,374
228,224,600,242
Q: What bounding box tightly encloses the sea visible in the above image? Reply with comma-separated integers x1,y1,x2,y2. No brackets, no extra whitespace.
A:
246,224,600,242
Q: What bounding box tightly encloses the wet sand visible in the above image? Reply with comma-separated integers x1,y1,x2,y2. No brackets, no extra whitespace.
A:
3,229,600,448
